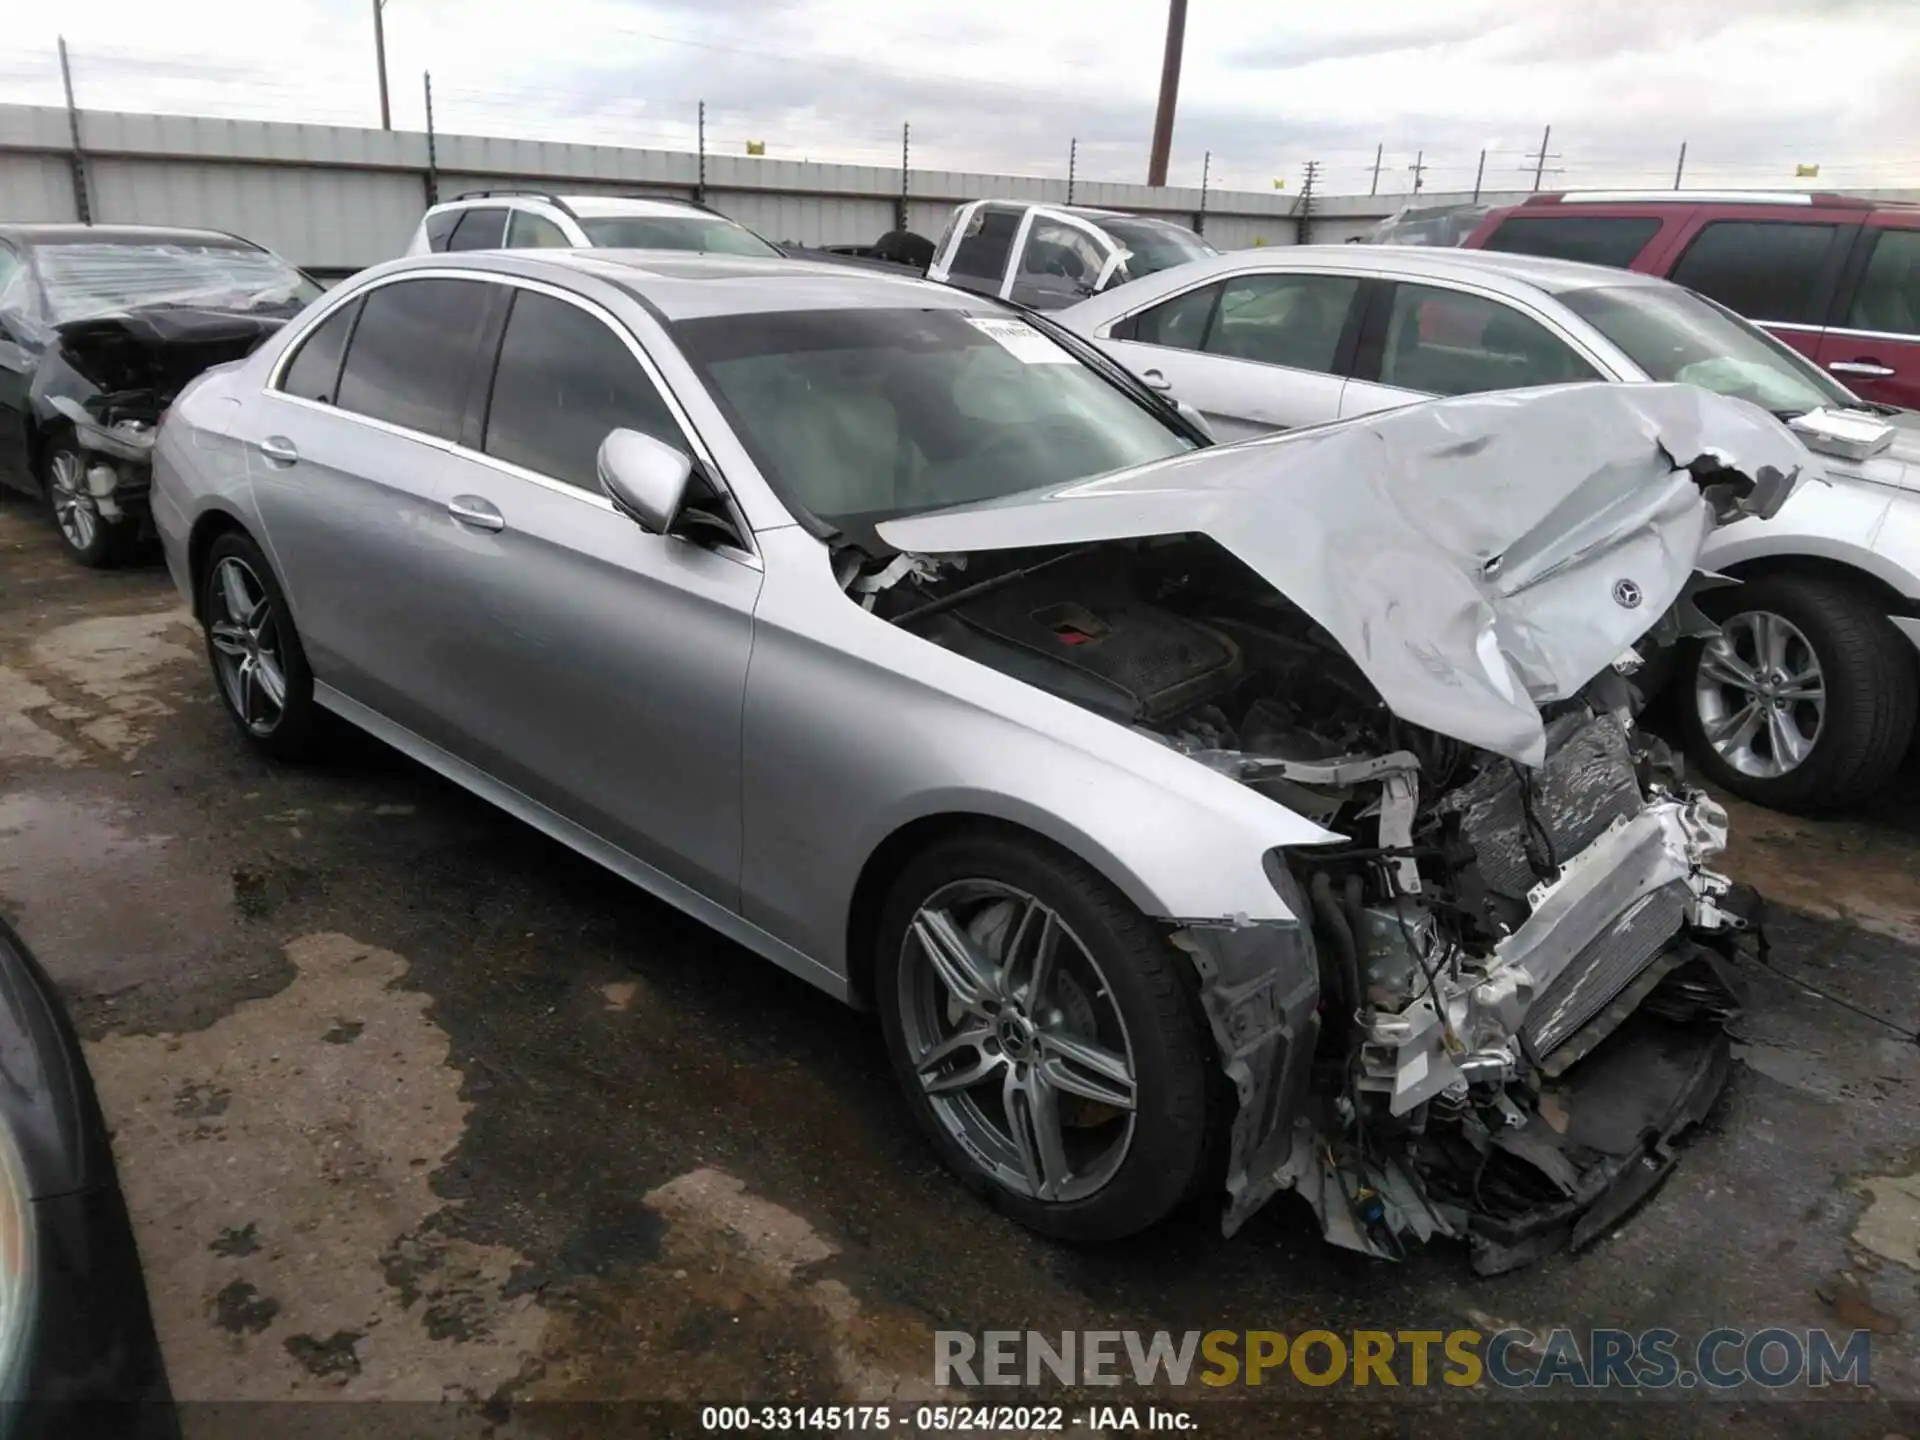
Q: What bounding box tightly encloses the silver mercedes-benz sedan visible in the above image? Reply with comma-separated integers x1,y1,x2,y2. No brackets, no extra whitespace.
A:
153,248,1806,1268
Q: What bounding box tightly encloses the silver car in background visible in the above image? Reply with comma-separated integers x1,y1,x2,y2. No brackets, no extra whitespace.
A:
1060,245,1920,815
151,249,1804,1268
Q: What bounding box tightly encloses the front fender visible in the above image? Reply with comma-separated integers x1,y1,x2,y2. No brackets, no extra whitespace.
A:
738,528,1334,978
1701,479,1920,605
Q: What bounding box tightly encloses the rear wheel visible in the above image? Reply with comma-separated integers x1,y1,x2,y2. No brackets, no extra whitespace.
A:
199,531,323,760
1679,573,1916,813
874,830,1218,1241
41,436,136,568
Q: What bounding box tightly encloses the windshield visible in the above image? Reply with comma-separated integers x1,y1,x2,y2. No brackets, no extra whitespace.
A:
1101,218,1216,279
1363,205,1491,247
676,307,1197,525
34,240,320,324
1559,283,1854,416
578,215,781,257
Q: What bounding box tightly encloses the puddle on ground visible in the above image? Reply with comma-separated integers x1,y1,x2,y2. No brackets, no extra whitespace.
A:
0,606,196,764
1717,792,1920,943
0,790,235,997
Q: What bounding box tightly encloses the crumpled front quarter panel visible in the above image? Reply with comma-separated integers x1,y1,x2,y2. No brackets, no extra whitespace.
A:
736,528,1336,977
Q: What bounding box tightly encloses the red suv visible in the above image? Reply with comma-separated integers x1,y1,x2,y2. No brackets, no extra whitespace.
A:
1463,192,1920,410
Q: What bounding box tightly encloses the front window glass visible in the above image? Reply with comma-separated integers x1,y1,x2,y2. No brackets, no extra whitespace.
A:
576,216,780,256
33,239,321,324
1100,217,1215,278
676,307,1195,525
1559,283,1852,415
1379,283,1598,395
484,290,684,489
1846,228,1920,338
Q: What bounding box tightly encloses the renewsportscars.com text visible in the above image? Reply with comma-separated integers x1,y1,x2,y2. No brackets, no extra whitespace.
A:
934,1328,1874,1391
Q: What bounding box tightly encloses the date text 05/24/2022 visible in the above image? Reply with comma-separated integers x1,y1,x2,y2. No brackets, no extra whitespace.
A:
701,1405,1195,1432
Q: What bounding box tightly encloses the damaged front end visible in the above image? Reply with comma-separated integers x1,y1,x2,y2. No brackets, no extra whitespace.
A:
37,308,284,532
873,383,1806,1269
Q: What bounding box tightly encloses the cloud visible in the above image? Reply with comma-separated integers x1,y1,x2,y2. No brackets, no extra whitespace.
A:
19,0,1920,193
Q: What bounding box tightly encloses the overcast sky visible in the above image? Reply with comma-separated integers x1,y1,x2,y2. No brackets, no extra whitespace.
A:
3,0,1917,196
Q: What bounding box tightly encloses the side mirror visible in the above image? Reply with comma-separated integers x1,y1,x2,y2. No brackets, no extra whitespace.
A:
597,428,692,534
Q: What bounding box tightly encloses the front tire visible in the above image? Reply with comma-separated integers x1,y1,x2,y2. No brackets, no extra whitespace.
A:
874,829,1219,1242
1679,573,1917,813
199,531,323,760
41,436,136,568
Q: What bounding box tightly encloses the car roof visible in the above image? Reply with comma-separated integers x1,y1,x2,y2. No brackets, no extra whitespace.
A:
428,194,724,221
377,248,990,322
1134,243,1666,294
0,222,257,248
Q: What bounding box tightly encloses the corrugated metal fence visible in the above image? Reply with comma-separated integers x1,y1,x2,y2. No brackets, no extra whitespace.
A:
0,102,1312,272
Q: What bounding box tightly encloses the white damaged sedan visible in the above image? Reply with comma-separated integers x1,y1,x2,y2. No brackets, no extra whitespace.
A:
149,252,1806,1268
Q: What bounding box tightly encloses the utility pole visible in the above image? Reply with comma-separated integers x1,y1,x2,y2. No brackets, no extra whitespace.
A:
1295,159,1319,246
421,71,437,205
1196,149,1210,235
1471,148,1486,203
56,36,90,224
1067,137,1077,206
1525,123,1560,192
1409,150,1427,194
1674,141,1688,190
1369,143,1383,196
373,0,391,130
1146,0,1187,186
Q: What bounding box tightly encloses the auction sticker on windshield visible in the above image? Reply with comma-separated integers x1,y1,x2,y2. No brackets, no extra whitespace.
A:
966,316,1074,363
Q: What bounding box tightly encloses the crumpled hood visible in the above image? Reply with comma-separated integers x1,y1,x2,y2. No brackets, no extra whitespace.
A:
878,383,1807,765
55,306,286,396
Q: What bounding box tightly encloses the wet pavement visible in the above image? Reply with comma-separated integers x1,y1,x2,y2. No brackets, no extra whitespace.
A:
1,489,1917,1437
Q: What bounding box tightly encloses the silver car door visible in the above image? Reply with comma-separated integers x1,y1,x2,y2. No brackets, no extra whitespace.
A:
407,281,760,907
1103,271,1359,440
1340,278,1602,418
241,273,495,742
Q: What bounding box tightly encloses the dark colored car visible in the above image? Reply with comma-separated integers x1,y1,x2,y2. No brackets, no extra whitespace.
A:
0,223,321,567
0,916,174,1438
1464,192,1920,410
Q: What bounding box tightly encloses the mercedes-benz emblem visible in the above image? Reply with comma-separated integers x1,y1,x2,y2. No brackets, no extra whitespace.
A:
1612,579,1643,610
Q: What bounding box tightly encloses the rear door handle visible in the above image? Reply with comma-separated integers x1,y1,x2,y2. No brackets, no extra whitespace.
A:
1140,368,1174,393
447,494,505,532
257,435,298,465
1828,359,1897,378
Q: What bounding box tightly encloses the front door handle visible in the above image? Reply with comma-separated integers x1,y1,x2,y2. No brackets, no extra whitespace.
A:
257,435,299,466
1140,368,1174,393
1829,358,1897,379
447,494,505,532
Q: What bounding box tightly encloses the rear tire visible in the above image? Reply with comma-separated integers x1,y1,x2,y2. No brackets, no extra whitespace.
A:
40,435,136,568
874,829,1220,1242
198,531,324,761
1679,572,1916,814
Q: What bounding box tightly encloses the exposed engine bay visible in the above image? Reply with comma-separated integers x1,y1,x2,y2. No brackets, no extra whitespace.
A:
868,536,1752,1272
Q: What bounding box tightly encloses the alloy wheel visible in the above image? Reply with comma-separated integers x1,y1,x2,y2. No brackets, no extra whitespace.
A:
1694,609,1826,779
47,450,98,553
207,557,289,736
898,880,1137,1203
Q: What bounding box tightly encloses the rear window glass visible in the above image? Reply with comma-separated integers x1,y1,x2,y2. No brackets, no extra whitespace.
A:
576,216,779,256
334,277,489,440
1481,215,1662,269
1668,221,1840,325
